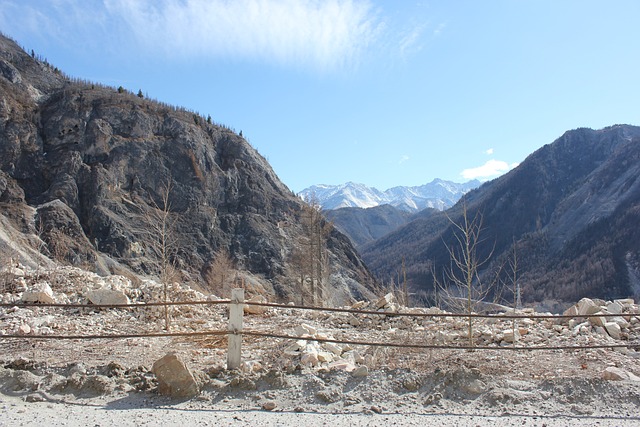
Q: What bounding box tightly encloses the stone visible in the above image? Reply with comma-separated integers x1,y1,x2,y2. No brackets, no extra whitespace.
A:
588,314,607,327
324,342,343,356
86,288,130,306
21,283,55,304
602,367,640,381
351,301,367,310
262,401,277,411
328,359,356,372
244,295,268,315
295,324,317,337
576,298,602,316
300,352,319,367
375,293,395,309
502,328,521,343
152,354,199,399
317,352,334,363
17,324,31,335
604,322,622,340
606,301,624,315
352,365,369,377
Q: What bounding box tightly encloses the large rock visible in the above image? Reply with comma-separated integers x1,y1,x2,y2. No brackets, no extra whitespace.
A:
86,288,130,306
21,283,55,304
602,367,640,381
152,354,198,399
243,295,268,315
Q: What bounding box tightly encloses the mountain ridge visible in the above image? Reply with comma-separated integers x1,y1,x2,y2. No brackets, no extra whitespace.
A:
300,179,480,212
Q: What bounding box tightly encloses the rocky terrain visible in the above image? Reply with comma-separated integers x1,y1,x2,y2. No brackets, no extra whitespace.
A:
1,264,640,425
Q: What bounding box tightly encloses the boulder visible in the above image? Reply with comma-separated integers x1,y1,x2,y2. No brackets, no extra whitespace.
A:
576,298,602,316
295,324,317,337
375,293,395,309
603,322,622,340
602,367,640,381
244,295,268,315
21,283,55,304
86,288,130,306
152,354,198,399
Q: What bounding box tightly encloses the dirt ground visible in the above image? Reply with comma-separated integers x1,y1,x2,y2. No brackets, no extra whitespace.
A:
2,265,640,426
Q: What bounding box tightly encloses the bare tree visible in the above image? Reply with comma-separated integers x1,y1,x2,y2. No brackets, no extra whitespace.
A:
141,178,179,331
433,200,498,347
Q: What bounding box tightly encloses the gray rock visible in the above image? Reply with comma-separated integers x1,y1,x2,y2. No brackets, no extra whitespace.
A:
152,354,199,399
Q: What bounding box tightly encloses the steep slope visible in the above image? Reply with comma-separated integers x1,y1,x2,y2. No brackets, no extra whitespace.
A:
301,179,479,212
0,34,374,304
362,125,640,306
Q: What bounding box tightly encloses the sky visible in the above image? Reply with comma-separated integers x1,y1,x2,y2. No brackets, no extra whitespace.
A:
1,1,639,193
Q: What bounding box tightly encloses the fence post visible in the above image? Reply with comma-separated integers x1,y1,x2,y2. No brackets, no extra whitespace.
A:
227,288,244,370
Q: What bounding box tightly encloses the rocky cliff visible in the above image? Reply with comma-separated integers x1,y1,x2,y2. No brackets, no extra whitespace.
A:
0,34,374,304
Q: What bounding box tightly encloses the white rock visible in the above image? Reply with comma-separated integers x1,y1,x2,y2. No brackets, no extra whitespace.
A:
17,324,31,335
606,301,624,315
317,352,334,363
328,359,356,372
325,342,343,356
375,293,395,309
301,352,319,367
87,288,130,306
352,365,369,377
577,298,602,316
602,367,640,381
604,322,622,340
21,283,55,304
295,324,317,337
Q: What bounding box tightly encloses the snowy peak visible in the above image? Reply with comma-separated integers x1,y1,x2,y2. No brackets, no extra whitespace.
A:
300,179,480,212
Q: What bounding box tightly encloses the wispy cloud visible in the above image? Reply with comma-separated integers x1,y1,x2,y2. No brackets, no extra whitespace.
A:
485,148,494,155
398,154,410,164
460,159,517,180
104,0,382,72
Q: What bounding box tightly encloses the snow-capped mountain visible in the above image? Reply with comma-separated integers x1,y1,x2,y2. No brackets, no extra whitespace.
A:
300,179,480,212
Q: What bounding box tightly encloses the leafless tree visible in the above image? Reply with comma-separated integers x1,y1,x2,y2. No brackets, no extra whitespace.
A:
432,200,499,347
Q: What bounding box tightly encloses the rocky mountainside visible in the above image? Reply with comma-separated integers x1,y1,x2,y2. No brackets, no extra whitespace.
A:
301,179,479,212
362,125,640,308
0,34,374,304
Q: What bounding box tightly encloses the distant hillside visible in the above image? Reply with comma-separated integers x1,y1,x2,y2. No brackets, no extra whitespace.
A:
0,33,375,305
361,125,640,307
325,204,426,248
300,179,480,212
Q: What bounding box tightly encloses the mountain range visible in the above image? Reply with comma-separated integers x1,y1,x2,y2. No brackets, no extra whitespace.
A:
361,125,640,309
300,179,480,212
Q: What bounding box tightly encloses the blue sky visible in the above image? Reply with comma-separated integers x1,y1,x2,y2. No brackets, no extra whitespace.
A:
1,1,639,193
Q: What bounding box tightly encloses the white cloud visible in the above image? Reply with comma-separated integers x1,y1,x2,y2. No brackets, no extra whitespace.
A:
104,0,382,72
398,154,410,164
485,148,494,155
460,159,514,180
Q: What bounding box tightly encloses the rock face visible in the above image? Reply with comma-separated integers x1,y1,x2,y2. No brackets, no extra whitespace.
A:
0,34,374,304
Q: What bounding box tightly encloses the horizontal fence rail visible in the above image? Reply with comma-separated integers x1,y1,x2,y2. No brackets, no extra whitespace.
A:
2,289,639,370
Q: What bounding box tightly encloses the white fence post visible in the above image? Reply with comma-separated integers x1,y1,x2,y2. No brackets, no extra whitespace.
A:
227,288,244,370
